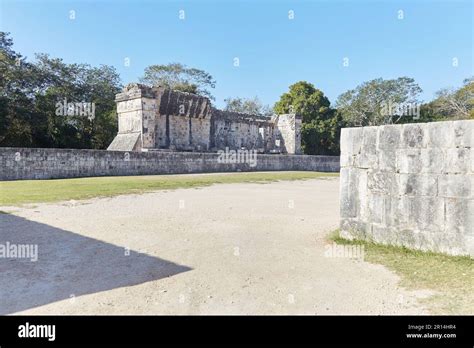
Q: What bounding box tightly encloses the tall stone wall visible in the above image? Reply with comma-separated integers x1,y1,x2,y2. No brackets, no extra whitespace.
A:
340,120,474,257
0,147,340,181
211,109,274,152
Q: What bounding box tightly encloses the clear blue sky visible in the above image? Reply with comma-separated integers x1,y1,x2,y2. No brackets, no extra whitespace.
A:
1,0,472,108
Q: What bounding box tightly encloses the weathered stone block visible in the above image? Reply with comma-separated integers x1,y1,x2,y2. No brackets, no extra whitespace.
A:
399,174,438,196
420,148,445,174
357,126,378,169
407,196,444,232
445,198,474,235
378,124,401,150
367,170,398,195
340,167,359,218
357,169,369,220
396,148,422,173
438,175,473,198
340,154,353,168
341,127,363,157
378,149,397,172
377,125,401,172
401,123,426,148
452,120,473,148
395,229,419,249
427,121,454,148
385,196,410,229
445,148,470,174
427,231,466,256
340,219,370,240
368,192,386,224
371,224,395,244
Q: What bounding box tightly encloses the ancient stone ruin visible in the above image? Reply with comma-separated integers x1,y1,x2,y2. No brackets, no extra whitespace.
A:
107,83,301,154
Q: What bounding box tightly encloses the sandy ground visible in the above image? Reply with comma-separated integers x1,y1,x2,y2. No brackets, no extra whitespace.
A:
0,177,430,314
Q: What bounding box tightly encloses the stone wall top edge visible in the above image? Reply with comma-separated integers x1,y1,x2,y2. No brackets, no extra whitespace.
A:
341,119,473,132
0,147,110,153
0,147,331,159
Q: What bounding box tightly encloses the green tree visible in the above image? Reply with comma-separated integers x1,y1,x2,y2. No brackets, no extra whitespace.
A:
274,81,341,155
33,54,122,149
336,77,422,126
224,96,273,116
0,32,40,147
0,32,122,149
300,110,343,155
140,62,216,100
430,77,474,120
274,81,331,123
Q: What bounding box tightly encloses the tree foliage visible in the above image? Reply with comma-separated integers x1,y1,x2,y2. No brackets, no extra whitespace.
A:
430,77,474,119
140,62,216,100
223,96,273,116
336,77,422,126
274,81,332,123
274,81,342,155
0,32,122,149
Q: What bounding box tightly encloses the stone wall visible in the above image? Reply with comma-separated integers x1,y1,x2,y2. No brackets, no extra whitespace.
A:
108,84,301,154
211,109,275,152
340,120,474,257
0,147,340,181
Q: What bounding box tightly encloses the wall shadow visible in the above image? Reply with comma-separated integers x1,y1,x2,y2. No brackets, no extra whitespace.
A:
0,213,192,314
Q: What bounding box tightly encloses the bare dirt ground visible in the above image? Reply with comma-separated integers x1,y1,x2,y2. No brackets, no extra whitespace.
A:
0,177,430,314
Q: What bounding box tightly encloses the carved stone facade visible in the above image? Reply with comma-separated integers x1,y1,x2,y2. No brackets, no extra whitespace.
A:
108,84,302,154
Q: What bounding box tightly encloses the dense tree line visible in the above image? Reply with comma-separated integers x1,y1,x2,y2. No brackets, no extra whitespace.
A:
0,32,121,149
271,77,472,155
1,32,472,154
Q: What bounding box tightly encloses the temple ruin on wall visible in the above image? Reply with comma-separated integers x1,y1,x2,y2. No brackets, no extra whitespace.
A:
107,83,302,154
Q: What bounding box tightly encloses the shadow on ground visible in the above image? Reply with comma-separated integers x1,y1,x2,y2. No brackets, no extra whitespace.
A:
0,213,192,314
